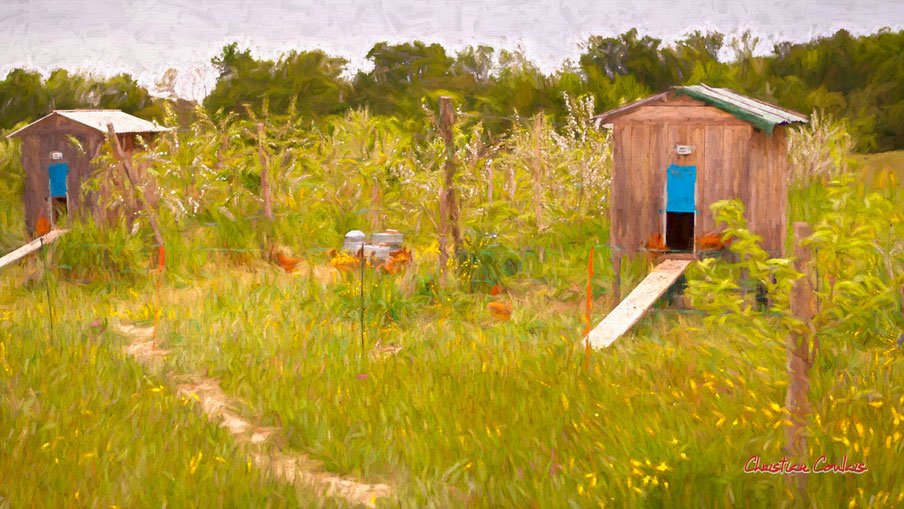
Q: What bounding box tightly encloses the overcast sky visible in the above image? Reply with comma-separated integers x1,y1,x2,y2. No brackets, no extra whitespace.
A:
1,0,903,100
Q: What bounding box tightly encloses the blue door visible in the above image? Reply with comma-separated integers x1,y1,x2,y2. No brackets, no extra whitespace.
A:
666,164,696,213
48,163,69,197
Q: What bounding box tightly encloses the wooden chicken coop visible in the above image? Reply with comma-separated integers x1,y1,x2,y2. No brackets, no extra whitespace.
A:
592,84,807,282
7,110,168,235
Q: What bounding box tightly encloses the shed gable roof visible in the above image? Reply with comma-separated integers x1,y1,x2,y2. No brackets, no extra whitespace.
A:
7,110,169,139
593,84,808,135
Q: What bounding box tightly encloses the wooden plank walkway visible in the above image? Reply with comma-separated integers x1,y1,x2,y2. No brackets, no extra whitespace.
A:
586,258,691,349
0,229,68,270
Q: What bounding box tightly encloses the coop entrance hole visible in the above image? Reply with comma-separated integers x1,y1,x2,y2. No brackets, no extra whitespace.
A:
666,212,694,251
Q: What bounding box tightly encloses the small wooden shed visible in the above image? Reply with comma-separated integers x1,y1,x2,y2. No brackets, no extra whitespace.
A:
592,84,807,267
7,110,167,235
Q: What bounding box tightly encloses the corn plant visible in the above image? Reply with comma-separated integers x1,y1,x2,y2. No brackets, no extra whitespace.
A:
787,110,855,186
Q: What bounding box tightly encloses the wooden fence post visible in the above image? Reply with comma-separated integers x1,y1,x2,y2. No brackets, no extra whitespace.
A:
785,222,816,501
256,122,274,222
486,161,493,202
436,96,460,285
532,114,543,233
106,124,164,249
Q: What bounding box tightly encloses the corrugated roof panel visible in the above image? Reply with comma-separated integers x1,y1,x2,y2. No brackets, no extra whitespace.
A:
680,85,806,121
673,85,807,135
56,110,168,133
7,109,168,138
592,83,807,135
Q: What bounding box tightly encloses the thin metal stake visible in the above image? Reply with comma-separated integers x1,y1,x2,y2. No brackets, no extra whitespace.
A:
360,241,365,351
40,237,54,342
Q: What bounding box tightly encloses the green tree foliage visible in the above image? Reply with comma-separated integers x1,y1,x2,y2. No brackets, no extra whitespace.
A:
3,28,904,147
452,45,495,85
198,28,904,149
0,70,49,129
687,178,903,347
0,69,163,130
685,29,904,151
580,28,678,93
686,200,802,338
205,43,351,118
351,41,457,116
484,49,559,119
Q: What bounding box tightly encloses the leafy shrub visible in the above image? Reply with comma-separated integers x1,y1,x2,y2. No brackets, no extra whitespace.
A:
456,229,520,291
685,199,801,337
688,177,904,346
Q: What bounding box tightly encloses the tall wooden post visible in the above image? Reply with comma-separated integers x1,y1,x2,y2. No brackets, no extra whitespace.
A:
532,114,543,232
486,161,494,202
436,96,460,284
533,114,545,261
106,124,164,248
256,122,274,222
370,180,382,232
785,222,816,501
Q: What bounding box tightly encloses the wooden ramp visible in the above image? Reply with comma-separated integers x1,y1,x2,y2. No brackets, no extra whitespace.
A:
0,229,68,270
586,258,691,349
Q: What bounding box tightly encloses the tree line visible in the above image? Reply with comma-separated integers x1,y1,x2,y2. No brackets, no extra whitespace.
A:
1,28,903,151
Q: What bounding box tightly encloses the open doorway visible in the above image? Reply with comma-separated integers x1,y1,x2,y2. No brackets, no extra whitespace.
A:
665,164,696,252
48,162,70,227
666,212,694,250
51,197,68,223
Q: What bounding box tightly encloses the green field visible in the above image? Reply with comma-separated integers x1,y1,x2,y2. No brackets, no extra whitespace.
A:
1,113,903,507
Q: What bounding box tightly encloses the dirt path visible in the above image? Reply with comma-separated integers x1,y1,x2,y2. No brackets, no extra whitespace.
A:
116,322,392,508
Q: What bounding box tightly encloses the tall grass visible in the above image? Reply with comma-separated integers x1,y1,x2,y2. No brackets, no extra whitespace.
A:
1,101,902,507
0,286,341,507
93,252,903,507
0,132,25,251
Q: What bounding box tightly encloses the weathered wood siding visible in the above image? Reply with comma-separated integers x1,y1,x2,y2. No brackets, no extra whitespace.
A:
747,128,789,256
21,135,44,234
17,115,155,235
698,124,753,236
608,95,790,258
20,115,103,232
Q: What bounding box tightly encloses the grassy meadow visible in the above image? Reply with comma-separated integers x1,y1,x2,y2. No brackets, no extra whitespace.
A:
1,107,903,508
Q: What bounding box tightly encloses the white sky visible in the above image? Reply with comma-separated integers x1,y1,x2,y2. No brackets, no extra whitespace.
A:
1,0,902,101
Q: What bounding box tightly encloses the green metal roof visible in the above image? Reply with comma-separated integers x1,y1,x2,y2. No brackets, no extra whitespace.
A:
674,84,808,135
593,83,808,135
